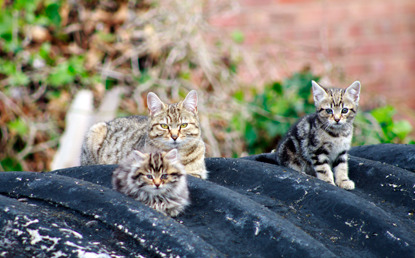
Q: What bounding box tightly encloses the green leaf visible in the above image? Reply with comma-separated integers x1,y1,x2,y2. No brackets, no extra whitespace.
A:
371,106,395,125
1,157,23,171
138,71,152,84
48,62,75,87
8,118,28,136
39,42,52,61
9,71,30,86
45,3,61,27
245,123,257,147
233,90,244,102
231,30,244,44
391,120,412,140
179,71,191,80
97,31,116,43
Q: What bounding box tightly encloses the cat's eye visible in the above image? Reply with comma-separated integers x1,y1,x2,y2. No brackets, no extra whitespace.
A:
161,174,168,180
341,108,349,114
325,109,333,114
180,123,188,128
160,124,169,129
146,175,153,179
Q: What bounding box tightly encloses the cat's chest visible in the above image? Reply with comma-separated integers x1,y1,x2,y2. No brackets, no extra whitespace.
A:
320,133,351,158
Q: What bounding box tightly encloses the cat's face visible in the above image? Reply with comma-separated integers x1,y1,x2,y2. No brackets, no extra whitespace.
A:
312,81,361,128
147,90,201,148
130,149,185,193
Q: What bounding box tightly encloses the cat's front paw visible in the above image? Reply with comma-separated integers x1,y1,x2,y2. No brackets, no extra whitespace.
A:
337,179,355,190
188,170,208,180
166,209,181,217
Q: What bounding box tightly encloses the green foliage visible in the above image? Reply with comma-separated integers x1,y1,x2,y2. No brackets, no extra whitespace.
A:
0,157,23,171
7,118,29,136
47,56,90,87
231,30,244,44
232,71,319,155
370,106,413,143
353,106,413,145
0,0,63,53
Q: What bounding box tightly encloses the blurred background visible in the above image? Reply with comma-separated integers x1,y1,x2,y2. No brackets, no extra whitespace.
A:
0,0,414,172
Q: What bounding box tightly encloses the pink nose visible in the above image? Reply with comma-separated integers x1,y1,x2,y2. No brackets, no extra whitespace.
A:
171,134,178,140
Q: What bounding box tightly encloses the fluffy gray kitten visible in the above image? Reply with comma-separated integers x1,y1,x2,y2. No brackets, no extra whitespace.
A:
112,149,189,217
273,81,361,190
80,90,207,179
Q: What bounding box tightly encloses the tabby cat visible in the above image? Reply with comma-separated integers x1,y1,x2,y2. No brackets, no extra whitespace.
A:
80,90,208,179
112,149,189,217
273,81,361,190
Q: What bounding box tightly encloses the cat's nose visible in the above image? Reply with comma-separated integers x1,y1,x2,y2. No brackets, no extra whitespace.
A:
171,134,178,141
334,116,341,123
154,180,161,188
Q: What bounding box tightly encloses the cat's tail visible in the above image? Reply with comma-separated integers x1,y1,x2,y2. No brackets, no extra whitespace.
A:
240,152,280,166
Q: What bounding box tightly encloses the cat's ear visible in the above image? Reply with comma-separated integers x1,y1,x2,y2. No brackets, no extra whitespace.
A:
132,150,147,164
312,81,328,103
182,90,198,113
147,92,166,116
164,149,179,163
345,81,361,103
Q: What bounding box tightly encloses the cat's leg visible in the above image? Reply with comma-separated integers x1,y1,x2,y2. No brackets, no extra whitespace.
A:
181,143,208,179
187,164,208,179
311,151,335,185
333,151,355,190
165,206,182,217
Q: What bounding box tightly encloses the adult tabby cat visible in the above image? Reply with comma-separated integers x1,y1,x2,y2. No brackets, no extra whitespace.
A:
80,90,207,179
273,81,361,190
112,149,189,217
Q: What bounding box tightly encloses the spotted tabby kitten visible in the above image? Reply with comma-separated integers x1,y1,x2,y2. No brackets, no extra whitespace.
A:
273,81,361,190
112,149,189,217
80,90,207,179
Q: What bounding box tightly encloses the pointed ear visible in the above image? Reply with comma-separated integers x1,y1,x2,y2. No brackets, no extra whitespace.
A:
132,150,147,164
312,81,328,104
345,81,361,103
182,90,198,113
164,149,178,163
147,92,166,116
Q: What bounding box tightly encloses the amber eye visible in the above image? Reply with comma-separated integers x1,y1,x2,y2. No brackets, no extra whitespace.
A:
325,109,333,114
160,124,169,129
180,123,188,128
161,174,168,180
146,175,153,179
341,108,349,114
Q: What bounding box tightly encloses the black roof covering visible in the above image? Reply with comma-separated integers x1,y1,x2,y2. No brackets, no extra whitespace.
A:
0,144,414,257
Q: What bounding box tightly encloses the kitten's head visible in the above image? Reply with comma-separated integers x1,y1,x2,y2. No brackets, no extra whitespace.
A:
146,90,201,149
312,81,361,129
130,149,186,193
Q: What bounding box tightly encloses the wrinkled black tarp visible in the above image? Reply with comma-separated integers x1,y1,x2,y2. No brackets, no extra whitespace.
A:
0,144,414,257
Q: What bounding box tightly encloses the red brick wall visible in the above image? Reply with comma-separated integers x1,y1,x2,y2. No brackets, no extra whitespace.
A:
209,0,415,115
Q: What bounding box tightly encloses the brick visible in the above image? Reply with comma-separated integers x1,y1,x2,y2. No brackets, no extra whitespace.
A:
241,0,275,6
208,0,415,116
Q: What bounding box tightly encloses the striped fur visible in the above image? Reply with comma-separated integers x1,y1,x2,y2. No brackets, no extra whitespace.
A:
112,149,189,217
273,81,361,190
80,90,208,179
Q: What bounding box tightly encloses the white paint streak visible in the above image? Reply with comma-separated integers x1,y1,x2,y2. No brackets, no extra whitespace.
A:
59,228,83,239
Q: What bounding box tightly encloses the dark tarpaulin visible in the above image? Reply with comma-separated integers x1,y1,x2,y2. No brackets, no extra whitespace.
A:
0,144,414,257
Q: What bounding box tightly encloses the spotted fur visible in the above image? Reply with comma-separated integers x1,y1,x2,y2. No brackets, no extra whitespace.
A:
80,90,208,179
273,81,361,190
112,149,189,217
